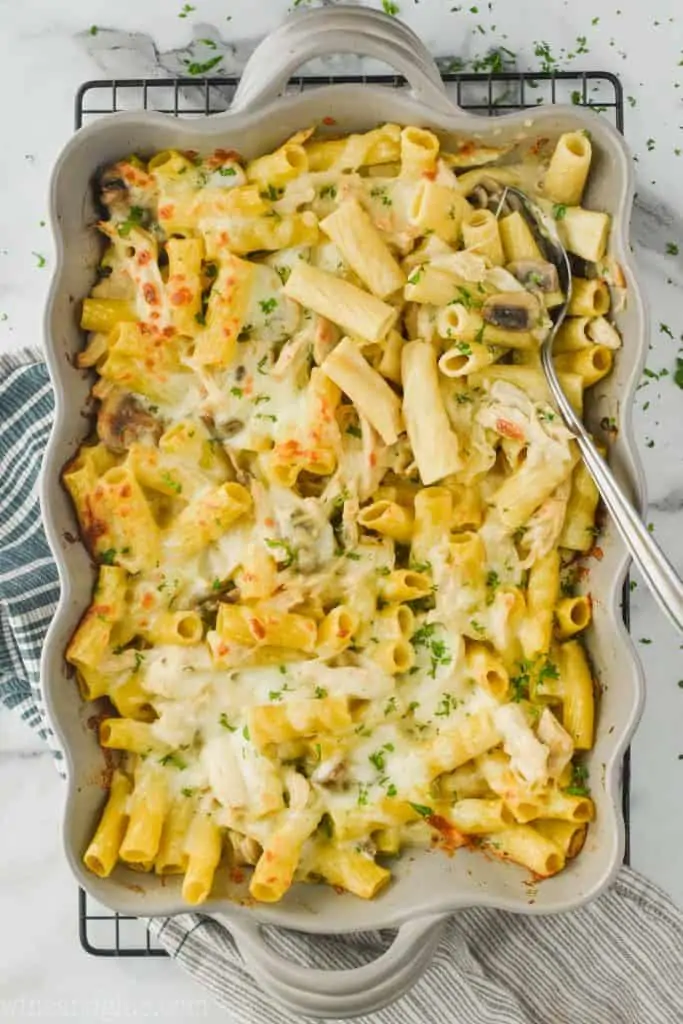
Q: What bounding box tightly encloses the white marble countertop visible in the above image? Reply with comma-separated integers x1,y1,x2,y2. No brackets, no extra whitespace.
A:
2,0,683,1019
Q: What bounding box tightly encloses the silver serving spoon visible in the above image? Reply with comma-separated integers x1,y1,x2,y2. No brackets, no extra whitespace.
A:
497,185,683,634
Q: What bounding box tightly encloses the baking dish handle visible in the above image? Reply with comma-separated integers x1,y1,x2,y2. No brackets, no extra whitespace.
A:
231,5,455,116
219,911,448,1017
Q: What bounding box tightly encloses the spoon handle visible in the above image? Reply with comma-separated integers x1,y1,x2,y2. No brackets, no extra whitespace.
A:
542,348,683,632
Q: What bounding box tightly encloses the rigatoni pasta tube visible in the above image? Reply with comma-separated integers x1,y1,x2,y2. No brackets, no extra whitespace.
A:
321,337,403,445
155,796,194,876
558,207,610,262
519,550,560,660
553,345,613,387
317,606,359,655
484,824,565,877
246,142,308,188
119,766,169,868
439,342,500,377
83,770,132,878
145,611,203,646
535,819,587,859
372,638,415,675
248,697,352,749
193,253,254,366
400,126,439,178
165,236,204,336
450,798,513,834
491,444,579,531
357,500,414,543
499,211,543,263
312,846,390,899
466,642,510,701
99,718,163,755
320,198,405,298
409,181,470,243
81,297,136,333
559,461,600,552
86,465,160,573
379,569,432,603
555,595,592,639
402,340,462,485
182,813,223,905
216,603,317,653
412,486,453,561
557,640,595,750
250,809,321,903
426,711,501,775
543,131,592,206
169,482,252,556
567,277,610,317
462,209,504,265
284,262,397,343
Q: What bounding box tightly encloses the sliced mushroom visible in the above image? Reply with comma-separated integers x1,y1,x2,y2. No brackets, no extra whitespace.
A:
507,259,560,294
98,168,130,210
97,389,162,453
482,291,541,331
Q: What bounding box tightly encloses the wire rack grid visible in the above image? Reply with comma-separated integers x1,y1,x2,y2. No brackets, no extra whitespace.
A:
76,68,627,958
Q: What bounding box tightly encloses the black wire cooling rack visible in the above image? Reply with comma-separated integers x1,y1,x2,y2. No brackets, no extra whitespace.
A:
76,68,628,958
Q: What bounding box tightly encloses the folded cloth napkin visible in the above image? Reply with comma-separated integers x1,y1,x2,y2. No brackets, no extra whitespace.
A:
2,352,681,1024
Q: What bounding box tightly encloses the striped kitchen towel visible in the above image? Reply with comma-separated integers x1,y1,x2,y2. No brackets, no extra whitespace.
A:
1,350,681,1023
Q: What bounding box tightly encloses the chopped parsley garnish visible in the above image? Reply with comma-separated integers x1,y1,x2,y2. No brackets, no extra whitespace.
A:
314,686,328,699
369,749,387,771
161,471,182,494
646,138,655,152
409,802,433,818
133,652,145,672
434,693,459,717
386,783,398,797
275,265,291,285
242,725,250,741
212,578,223,590
552,203,567,220
319,184,337,200
219,713,236,731
178,3,195,16
160,752,187,770
265,537,297,568
345,550,361,561
181,787,196,797
564,763,590,797
407,267,424,286
218,166,237,177
456,341,472,356
666,242,679,256
660,323,674,338
357,783,370,807
100,548,117,565
409,560,432,574
185,56,223,76
256,355,270,375
117,206,144,238
469,618,486,637
383,696,397,716
261,184,284,201
485,570,500,598
382,0,400,13
230,386,244,399
259,297,277,315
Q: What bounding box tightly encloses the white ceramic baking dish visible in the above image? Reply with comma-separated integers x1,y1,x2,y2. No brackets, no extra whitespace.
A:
40,6,647,1017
